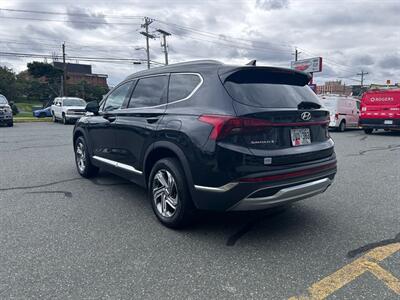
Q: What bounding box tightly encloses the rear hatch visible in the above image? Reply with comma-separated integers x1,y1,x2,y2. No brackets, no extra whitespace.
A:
361,90,400,120
217,66,332,168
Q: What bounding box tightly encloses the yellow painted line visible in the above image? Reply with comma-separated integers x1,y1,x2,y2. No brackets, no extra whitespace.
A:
289,242,400,300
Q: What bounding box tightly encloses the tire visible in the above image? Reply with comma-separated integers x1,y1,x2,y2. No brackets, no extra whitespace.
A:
364,128,373,134
148,158,195,229
52,113,57,122
74,136,99,178
62,114,68,125
338,121,346,132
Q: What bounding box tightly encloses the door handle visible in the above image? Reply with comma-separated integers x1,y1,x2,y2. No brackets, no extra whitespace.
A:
104,115,116,122
146,117,160,124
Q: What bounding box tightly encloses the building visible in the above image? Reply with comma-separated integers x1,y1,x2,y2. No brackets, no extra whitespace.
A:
53,62,108,88
317,80,352,95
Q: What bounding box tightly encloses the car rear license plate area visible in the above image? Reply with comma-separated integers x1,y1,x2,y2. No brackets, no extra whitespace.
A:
290,128,311,146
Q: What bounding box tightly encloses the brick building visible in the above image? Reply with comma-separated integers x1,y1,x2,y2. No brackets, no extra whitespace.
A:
53,62,108,88
317,80,352,95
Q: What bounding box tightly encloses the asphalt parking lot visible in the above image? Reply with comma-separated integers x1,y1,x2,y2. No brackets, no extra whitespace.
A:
1,122,399,299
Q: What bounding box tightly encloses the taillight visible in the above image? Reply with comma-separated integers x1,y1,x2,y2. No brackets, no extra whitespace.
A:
198,115,272,140
335,113,339,120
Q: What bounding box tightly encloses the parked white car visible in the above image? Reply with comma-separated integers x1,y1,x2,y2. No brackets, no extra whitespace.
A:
51,97,87,124
319,95,361,131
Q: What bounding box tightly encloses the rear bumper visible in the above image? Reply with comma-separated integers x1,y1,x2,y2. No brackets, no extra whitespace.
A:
360,118,400,129
191,158,337,211
229,177,332,211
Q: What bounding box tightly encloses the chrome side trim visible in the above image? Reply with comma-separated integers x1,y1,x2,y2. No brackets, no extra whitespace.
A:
194,182,238,193
229,178,332,211
111,73,204,111
93,156,143,175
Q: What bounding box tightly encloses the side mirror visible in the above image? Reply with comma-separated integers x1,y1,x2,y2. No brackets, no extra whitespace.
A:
85,100,100,115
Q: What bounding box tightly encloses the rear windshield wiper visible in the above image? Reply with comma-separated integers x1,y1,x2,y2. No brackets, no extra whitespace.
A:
297,101,321,109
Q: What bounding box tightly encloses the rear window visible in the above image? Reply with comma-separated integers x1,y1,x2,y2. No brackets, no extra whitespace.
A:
222,69,321,108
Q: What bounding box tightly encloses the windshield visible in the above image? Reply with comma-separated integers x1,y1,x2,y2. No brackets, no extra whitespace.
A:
63,98,86,107
0,95,8,104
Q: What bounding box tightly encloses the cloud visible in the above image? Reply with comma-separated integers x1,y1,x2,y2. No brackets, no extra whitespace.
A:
379,55,400,69
66,7,108,30
351,55,374,66
2,0,399,86
256,0,289,10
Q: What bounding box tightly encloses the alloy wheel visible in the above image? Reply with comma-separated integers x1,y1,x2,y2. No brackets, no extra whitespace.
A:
152,169,179,218
76,142,86,173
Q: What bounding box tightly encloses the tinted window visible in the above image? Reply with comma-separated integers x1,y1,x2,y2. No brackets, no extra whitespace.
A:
223,69,320,108
129,76,168,108
225,82,321,108
168,74,201,101
104,81,132,111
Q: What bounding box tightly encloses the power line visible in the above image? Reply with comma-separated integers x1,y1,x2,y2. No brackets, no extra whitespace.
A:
0,15,142,26
0,51,164,65
0,8,143,19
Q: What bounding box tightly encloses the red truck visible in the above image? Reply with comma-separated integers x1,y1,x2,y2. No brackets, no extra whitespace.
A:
359,89,400,134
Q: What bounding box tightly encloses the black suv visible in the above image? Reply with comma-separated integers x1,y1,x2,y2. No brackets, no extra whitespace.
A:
73,60,336,228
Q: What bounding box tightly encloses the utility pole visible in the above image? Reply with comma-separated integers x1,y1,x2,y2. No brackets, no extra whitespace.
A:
357,70,369,87
294,48,301,61
156,29,171,65
62,42,67,97
140,17,155,69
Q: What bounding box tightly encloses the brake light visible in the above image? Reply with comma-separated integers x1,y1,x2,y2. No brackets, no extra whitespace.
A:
335,113,339,120
199,115,272,140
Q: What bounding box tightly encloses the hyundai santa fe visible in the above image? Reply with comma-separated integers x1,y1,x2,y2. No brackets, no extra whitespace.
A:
73,60,337,228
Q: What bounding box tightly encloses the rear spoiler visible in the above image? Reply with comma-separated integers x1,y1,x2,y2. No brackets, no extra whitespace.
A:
218,66,312,86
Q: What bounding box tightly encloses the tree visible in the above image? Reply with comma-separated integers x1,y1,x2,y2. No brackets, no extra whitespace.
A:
67,81,109,102
27,61,63,83
0,66,17,101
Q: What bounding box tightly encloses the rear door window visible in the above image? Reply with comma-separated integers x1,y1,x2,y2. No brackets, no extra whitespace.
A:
222,69,321,108
128,75,169,108
168,73,202,102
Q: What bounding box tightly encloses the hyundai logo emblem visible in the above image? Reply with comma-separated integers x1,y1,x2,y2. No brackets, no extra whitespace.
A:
301,112,312,121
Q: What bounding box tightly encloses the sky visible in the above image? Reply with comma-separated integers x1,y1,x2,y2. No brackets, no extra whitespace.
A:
0,0,399,87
